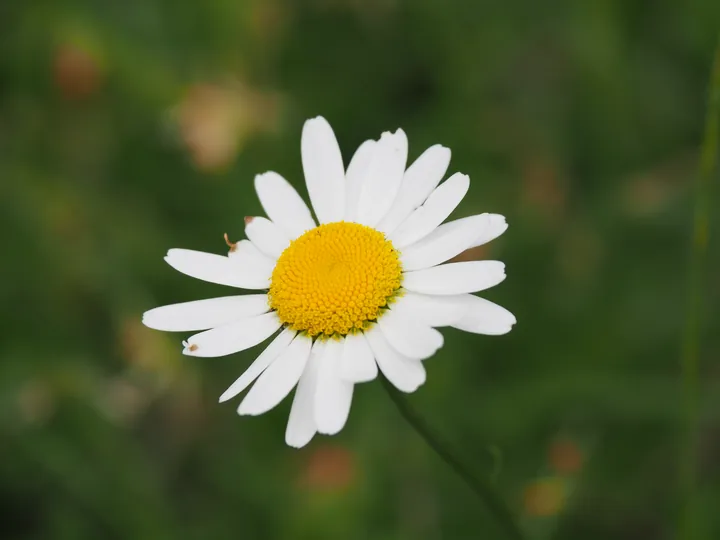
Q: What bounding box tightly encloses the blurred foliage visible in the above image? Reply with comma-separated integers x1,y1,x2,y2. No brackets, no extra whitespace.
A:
1,0,720,539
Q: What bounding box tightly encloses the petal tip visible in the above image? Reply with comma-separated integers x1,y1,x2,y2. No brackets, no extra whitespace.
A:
304,116,330,131
254,171,281,190
426,144,451,163
495,323,516,335
236,402,255,416
182,340,200,355
380,128,405,141
490,213,507,226
285,435,312,449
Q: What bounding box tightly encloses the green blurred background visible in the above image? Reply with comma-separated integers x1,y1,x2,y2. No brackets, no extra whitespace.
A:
2,0,720,538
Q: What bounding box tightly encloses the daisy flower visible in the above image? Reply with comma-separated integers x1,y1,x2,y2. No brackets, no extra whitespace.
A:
143,117,515,448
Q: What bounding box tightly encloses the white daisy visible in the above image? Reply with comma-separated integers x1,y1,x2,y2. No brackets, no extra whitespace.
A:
143,116,515,448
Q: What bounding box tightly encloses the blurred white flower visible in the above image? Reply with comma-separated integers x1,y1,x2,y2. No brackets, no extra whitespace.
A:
144,116,515,447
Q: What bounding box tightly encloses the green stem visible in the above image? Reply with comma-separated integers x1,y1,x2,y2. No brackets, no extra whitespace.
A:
679,36,720,539
381,376,526,540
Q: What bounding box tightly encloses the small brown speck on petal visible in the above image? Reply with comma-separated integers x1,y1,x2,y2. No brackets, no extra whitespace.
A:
244,216,255,225
188,344,199,352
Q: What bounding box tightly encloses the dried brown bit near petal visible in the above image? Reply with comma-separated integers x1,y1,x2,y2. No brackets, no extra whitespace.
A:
188,344,199,352
244,216,255,225
224,233,237,252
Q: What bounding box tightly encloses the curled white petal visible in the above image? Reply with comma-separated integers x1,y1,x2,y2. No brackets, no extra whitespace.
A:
390,173,470,248
238,334,312,416
339,332,377,383
301,116,346,224
225,240,274,289
245,217,290,260
377,308,443,360
165,249,268,289
254,171,316,239
365,325,426,393
355,129,408,227
285,339,325,448
402,261,506,295
344,140,376,222
376,144,451,234
451,296,517,335
143,294,270,332
468,214,508,248
183,311,282,358
218,328,297,403
314,338,354,435
400,214,498,272
390,292,469,327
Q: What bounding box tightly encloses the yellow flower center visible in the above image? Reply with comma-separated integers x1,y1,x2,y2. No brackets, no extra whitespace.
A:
268,222,402,337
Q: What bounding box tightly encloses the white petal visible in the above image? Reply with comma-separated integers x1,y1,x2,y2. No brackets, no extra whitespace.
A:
183,311,281,358
451,296,517,335
315,338,354,435
227,238,273,264
344,140,376,221
254,171,316,239
218,328,297,403
143,294,269,332
365,325,426,393
390,173,470,248
376,145,451,234
402,261,506,295
245,216,290,259
285,340,324,448
400,214,493,271
238,334,312,416
165,249,267,289
339,332,377,383
355,129,408,227
378,309,443,360
223,241,274,289
301,116,346,224
467,214,508,248
391,292,468,327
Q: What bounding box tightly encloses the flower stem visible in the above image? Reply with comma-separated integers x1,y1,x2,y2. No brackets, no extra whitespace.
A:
381,376,526,540
678,36,720,539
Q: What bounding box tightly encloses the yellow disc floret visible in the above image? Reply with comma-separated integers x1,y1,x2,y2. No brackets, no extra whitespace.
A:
268,222,402,337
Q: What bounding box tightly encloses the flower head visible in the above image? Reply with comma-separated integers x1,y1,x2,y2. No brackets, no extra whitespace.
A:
143,116,515,447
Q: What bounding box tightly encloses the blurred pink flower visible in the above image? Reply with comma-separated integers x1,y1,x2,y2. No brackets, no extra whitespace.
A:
53,43,104,101
300,444,357,492
548,438,584,475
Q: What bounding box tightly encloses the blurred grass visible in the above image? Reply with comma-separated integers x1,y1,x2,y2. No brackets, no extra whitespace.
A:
2,1,720,539
679,35,720,540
